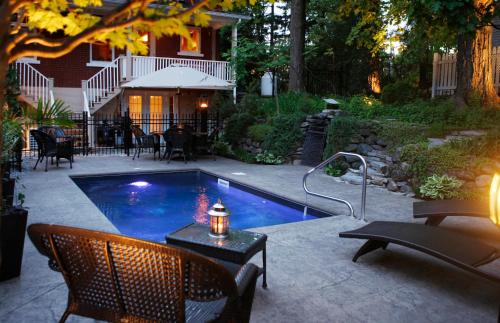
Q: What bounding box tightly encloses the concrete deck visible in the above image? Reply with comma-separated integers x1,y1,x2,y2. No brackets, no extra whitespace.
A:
1,155,499,322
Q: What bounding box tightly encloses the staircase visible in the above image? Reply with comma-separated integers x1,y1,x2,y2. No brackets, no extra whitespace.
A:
14,61,54,107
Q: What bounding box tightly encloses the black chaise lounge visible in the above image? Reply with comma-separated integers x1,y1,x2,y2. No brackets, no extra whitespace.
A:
339,221,500,283
413,199,489,226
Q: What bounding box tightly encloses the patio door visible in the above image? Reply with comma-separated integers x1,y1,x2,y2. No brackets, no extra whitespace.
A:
150,95,162,133
128,95,142,125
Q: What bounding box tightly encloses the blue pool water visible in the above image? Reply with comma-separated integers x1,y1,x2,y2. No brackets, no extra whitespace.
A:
72,171,323,241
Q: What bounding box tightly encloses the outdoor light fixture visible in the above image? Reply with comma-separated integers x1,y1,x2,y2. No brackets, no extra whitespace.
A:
198,96,209,109
490,173,500,225
141,33,149,43
209,199,229,239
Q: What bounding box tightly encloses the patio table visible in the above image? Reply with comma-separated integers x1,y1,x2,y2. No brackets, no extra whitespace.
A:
166,223,268,288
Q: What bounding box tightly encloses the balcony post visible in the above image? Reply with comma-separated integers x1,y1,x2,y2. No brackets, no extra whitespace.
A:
231,20,239,104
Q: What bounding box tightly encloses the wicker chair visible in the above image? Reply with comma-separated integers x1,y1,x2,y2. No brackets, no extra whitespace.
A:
131,125,161,160
162,128,193,164
30,130,73,171
28,224,259,323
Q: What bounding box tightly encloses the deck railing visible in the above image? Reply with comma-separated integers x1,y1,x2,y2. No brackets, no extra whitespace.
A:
130,56,233,82
83,56,124,109
14,61,54,105
432,48,500,97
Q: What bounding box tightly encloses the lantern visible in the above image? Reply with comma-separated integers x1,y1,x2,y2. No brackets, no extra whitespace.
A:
490,173,500,225
209,199,229,239
198,96,209,109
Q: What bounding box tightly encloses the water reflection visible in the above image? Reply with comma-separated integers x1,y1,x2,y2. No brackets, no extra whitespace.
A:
194,187,210,224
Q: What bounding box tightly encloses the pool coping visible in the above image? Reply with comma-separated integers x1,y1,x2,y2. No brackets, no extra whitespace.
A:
70,168,341,221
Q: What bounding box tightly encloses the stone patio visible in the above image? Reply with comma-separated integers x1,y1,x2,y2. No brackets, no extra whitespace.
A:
1,154,499,322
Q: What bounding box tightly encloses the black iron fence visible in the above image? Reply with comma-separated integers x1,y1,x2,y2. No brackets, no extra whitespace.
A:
22,111,221,158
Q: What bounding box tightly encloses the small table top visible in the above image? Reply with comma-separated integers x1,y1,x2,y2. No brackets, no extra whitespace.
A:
166,223,267,264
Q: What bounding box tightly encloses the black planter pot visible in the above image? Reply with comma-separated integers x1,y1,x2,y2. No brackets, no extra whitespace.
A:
0,207,28,281
2,178,15,207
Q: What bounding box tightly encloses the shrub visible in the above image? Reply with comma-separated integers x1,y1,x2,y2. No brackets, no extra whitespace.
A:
211,92,236,119
232,147,255,163
260,92,325,116
238,93,264,116
376,121,428,150
213,140,233,157
247,124,273,142
324,160,349,177
323,116,361,158
419,175,463,200
255,151,284,165
262,114,304,157
223,113,255,145
381,80,419,105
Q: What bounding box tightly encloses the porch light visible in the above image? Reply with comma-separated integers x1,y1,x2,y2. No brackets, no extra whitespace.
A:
198,96,209,109
209,199,229,239
490,174,500,225
141,33,149,43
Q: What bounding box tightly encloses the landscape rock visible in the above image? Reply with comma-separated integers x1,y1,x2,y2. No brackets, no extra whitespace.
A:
428,138,446,148
345,144,358,152
370,177,388,186
372,145,384,150
293,159,302,166
340,171,364,185
376,138,387,147
360,128,371,137
475,175,492,187
386,179,399,192
358,143,373,155
369,160,389,175
399,184,413,194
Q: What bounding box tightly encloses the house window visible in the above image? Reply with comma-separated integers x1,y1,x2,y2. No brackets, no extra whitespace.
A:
178,28,203,57
150,96,162,132
128,96,142,124
87,43,115,67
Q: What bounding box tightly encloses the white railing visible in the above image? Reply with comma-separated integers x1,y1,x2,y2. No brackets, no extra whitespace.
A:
130,56,234,82
432,47,500,97
14,61,53,105
83,56,123,108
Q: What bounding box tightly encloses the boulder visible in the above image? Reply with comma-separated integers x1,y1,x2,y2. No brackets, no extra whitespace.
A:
399,183,413,194
372,145,384,151
369,160,389,175
358,143,373,155
350,135,363,144
370,176,387,186
376,138,388,147
340,171,364,185
345,144,358,152
360,128,371,137
475,175,492,188
386,179,399,192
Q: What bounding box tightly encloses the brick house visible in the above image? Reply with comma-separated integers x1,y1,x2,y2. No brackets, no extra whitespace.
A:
14,2,246,125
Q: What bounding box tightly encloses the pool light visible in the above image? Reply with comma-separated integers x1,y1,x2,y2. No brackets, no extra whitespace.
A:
209,199,230,239
129,181,151,188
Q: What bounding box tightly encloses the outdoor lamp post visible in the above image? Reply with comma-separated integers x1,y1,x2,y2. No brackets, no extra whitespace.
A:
209,199,229,239
490,173,500,225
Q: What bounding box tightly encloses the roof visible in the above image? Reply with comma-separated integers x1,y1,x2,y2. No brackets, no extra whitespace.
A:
121,66,234,90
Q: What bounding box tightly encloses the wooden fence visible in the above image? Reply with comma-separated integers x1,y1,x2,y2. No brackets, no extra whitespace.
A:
432,47,500,97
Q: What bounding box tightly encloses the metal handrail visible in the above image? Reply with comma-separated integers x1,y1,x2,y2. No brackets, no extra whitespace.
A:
303,152,368,221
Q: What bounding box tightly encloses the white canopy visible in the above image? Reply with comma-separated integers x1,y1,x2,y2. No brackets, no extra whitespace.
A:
121,66,234,90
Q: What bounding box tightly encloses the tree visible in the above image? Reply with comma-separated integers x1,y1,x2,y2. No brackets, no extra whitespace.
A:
0,0,252,205
289,0,306,92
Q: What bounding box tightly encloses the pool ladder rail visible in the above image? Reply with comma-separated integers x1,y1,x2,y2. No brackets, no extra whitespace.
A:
302,152,367,222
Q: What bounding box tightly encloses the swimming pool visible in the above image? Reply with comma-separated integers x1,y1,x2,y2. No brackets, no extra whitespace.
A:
72,171,331,241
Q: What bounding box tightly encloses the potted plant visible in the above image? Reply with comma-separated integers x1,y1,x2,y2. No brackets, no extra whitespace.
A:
0,109,28,282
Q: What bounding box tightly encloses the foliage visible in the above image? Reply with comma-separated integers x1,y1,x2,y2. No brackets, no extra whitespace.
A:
247,124,273,142
260,92,324,116
238,93,265,116
223,113,255,146
213,140,233,158
232,147,256,163
211,92,236,119
262,114,304,157
376,121,428,150
381,80,419,105
255,152,284,165
323,116,360,158
419,174,463,200
5,67,21,114
2,112,22,162
23,99,75,127
324,160,349,177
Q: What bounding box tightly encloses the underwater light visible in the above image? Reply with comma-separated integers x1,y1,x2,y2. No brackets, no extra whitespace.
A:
129,181,151,188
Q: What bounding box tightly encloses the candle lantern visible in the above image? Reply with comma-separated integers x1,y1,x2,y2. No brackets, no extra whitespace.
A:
209,199,229,239
490,173,500,225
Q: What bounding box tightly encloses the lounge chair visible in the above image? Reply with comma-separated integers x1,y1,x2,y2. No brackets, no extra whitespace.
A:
28,223,259,323
413,199,489,226
30,130,73,171
131,125,160,160
339,221,500,283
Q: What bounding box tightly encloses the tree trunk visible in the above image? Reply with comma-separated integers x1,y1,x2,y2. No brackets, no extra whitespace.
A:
288,0,306,92
454,0,498,108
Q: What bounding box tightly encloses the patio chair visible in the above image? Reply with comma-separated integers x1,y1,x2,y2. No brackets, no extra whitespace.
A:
28,223,259,323
339,221,500,284
131,125,160,160
38,125,75,162
163,128,193,164
413,199,489,226
194,127,219,161
30,130,73,171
